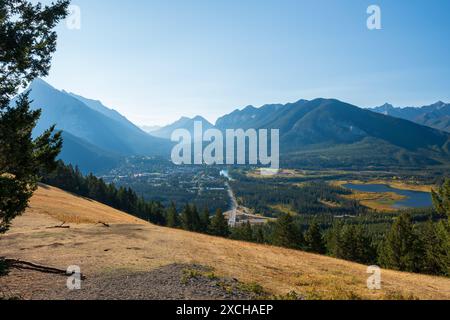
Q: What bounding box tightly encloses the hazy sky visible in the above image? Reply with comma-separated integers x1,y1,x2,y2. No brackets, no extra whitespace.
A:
39,0,450,126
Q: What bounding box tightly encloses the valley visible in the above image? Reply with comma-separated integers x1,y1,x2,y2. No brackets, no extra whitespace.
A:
101,157,230,212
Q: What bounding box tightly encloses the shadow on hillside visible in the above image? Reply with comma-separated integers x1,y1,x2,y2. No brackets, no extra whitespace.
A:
0,257,85,279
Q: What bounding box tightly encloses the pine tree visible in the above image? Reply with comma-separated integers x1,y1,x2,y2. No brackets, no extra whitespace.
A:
379,213,420,272
339,225,375,264
151,202,166,226
419,220,450,276
231,221,254,242
181,204,193,231
272,214,301,249
0,0,69,234
190,204,201,232
209,208,229,237
241,221,254,242
200,207,211,233
166,202,179,228
340,225,358,261
432,178,450,220
326,221,344,258
304,221,326,254
254,226,265,244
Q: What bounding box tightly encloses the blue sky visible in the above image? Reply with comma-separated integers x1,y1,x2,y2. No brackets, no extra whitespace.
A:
39,0,450,125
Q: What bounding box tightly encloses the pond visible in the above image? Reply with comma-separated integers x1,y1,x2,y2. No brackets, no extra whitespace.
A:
343,183,433,209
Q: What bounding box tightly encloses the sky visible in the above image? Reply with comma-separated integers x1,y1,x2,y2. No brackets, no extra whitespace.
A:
38,0,450,126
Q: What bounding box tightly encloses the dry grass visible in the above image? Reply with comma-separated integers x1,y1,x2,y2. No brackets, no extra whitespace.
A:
1,185,449,300
247,169,348,180
29,184,147,225
342,191,405,212
269,204,298,216
318,199,342,209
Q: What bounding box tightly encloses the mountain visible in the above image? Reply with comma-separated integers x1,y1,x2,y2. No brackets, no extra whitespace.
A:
14,79,450,170
59,132,121,174
150,115,214,140
216,100,310,131
17,79,171,171
216,98,450,168
67,91,144,133
370,101,450,132
140,125,162,133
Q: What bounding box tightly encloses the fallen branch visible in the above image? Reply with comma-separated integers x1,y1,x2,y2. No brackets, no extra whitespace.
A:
97,221,110,228
47,222,70,229
6,259,86,280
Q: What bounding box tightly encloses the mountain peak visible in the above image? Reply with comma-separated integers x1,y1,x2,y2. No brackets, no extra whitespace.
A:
29,78,55,91
192,115,208,122
431,101,447,109
150,115,214,139
243,105,256,111
381,103,394,108
294,99,309,105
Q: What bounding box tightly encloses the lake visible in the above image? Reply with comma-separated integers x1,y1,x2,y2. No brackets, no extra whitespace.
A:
343,183,433,209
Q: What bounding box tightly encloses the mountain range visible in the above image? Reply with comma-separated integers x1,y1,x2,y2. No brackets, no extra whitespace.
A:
150,115,214,140
369,101,450,133
140,125,162,134
212,99,450,168
14,79,171,173
15,79,450,172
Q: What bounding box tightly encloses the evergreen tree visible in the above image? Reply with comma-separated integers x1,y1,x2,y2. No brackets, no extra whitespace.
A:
166,202,179,228
190,204,201,232
180,204,202,231
241,221,254,242
231,221,254,242
0,0,69,234
304,221,326,254
379,213,420,272
151,202,166,225
326,221,344,258
432,178,450,220
181,204,193,231
419,220,449,276
209,208,229,237
272,214,301,249
200,207,211,233
340,225,375,264
254,225,265,244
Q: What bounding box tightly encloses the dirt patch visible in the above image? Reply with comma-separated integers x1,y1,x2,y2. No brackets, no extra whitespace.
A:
0,264,265,300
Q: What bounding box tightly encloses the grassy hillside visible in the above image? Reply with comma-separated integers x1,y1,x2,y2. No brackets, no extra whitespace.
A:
1,185,449,300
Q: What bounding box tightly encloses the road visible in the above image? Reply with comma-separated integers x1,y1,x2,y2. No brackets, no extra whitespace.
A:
225,182,238,227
